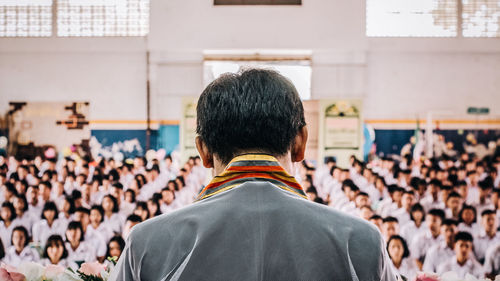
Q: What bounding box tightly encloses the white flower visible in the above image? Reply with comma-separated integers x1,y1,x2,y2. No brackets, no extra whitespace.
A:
17,262,44,281
52,270,83,281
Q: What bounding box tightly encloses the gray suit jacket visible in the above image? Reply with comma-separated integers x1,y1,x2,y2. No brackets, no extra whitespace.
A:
110,181,397,281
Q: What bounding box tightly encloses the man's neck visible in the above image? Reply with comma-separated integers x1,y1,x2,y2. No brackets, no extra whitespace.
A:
213,152,293,176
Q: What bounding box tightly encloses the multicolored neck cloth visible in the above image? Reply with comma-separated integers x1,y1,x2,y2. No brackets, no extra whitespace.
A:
196,154,307,202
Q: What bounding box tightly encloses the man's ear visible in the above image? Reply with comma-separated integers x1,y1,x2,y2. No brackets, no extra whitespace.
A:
291,126,308,163
195,136,214,168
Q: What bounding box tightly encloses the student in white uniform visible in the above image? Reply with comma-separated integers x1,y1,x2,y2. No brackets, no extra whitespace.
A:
74,207,107,262
102,195,125,235
422,219,457,273
387,235,417,280
40,234,72,268
437,231,484,278
400,203,426,245
65,221,96,270
410,209,445,269
4,226,39,266
89,205,114,243
382,217,400,242
0,202,17,247
484,242,500,278
473,209,500,263
12,194,35,236
32,201,65,247
457,205,481,236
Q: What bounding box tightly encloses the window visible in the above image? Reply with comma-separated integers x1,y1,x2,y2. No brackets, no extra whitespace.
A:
204,60,312,100
367,0,457,37
462,0,500,37
57,0,149,36
0,0,52,37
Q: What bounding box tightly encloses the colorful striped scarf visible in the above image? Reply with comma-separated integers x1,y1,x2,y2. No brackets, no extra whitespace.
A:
196,154,307,201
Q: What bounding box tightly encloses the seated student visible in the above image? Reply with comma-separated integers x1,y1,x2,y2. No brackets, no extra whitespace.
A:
0,202,17,247
102,195,125,235
400,203,426,245
32,201,65,247
133,201,149,222
382,217,400,242
369,214,383,233
410,209,445,270
89,205,114,243
437,232,484,278
444,191,462,221
73,207,106,262
484,242,500,278
58,195,75,229
65,221,96,269
4,226,39,266
420,179,445,212
378,185,404,217
122,214,142,240
387,235,417,280
393,191,415,226
12,194,35,236
474,209,500,263
422,219,457,273
147,196,162,219
457,205,481,236
121,189,136,217
40,234,71,268
160,188,179,214
359,205,374,221
106,235,126,260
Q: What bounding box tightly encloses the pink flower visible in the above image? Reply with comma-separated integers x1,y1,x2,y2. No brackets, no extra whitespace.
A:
414,272,440,281
0,268,26,281
79,262,106,277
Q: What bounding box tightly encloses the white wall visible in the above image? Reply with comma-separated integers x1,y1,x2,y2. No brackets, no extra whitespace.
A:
0,0,499,128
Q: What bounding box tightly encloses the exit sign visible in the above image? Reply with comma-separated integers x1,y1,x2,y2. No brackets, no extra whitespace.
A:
467,107,489,115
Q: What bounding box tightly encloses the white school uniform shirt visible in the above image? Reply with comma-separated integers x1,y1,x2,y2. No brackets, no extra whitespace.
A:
85,227,107,257
400,221,426,246
40,257,74,269
392,257,418,280
103,213,125,235
12,213,35,235
160,200,180,215
410,231,443,261
32,219,66,246
4,245,39,267
66,241,96,266
473,230,500,262
419,195,445,212
88,223,114,244
422,241,455,273
436,256,484,278
457,222,481,236
393,208,411,226
484,242,500,275
0,221,17,247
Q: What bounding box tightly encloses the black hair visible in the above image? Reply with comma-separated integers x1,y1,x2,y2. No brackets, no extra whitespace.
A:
442,219,458,226
3,182,17,196
14,194,29,212
455,231,473,243
71,190,82,200
112,182,124,190
428,209,445,221
481,209,496,217
370,215,382,220
40,181,52,189
196,68,306,165
11,226,29,247
126,214,142,223
383,216,399,224
90,205,105,223
458,205,477,224
341,179,359,192
124,189,136,203
1,202,16,221
75,207,90,215
175,176,185,188
64,195,76,214
106,235,126,258
41,201,59,220
0,236,4,260
66,221,84,242
147,197,162,217
43,235,68,260
386,235,410,259
446,191,461,201
103,195,119,213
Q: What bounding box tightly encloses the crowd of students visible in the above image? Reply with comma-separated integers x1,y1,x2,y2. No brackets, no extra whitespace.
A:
0,153,207,270
0,139,499,279
302,146,500,279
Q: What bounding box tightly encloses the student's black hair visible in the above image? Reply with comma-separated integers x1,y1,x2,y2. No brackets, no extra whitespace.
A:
440,185,452,191
90,205,105,223
147,197,162,217
457,180,467,187
383,216,399,224
40,181,52,189
481,209,496,217
64,195,76,214
175,176,185,188
126,214,142,223
442,219,458,226
41,201,59,220
356,191,369,198
341,179,359,192
3,182,17,196
106,235,126,258
427,209,445,221
75,207,90,215
43,235,68,260
0,236,4,260
493,188,500,196
479,177,494,190
124,189,136,203
14,194,29,212
458,205,477,224
429,179,442,188
306,187,318,195
454,231,473,243
196,68,306,165
369,214,382,221
112,182,124,190
386,235,410,259
446,191,461,202
66,221,84,242
71,190,82,200
103,194,119,213
11,226,29,247
1,202,16,221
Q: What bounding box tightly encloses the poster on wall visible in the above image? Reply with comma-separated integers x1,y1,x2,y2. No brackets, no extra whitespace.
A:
324,101,361,149
8,102,90,155
180,98,199,162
